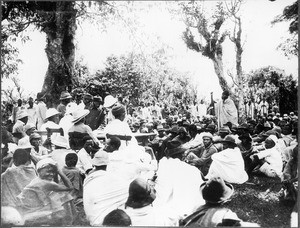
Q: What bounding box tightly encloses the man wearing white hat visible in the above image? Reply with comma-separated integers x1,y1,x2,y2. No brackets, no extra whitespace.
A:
103,94,118,124
12,110,29,144
51,135,76,170
59,102,77,144
40,108,62,145
68,108,100,147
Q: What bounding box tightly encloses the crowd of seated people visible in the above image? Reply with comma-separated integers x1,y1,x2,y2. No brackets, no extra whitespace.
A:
1,90,298,226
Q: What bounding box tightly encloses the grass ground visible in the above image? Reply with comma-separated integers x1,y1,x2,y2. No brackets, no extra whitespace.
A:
73,174,296,227
226,175,295,227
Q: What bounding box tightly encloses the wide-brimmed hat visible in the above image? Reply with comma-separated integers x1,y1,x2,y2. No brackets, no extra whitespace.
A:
168,125,179,134
24,123,36,132
52,135,69,148
83,93,93,100
205,124,216,133
16,110,28,120
125,178,156,209
45,108,60,119
92,150,109,166
72,109,90,123
238,123,249,130
59,91,72,100
262,130,280,139
36,158,57,171
93,96,102,102
219,126,231,134
103,95,118,108
238,133,252,141
215,135,237,147
200,176,234,204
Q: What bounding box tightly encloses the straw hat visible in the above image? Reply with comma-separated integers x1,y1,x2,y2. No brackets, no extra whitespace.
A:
59,91,72,100
215,135,237,147
72,109,90,123
103,95,118,108
16,110,28,120
45,108,60,119
24,123,36,132
52,135,69,148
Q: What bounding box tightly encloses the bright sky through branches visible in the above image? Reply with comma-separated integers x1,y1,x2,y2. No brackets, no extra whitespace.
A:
5,0,297,102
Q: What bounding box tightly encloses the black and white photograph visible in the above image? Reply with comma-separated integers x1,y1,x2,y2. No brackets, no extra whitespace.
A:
1,0,298,227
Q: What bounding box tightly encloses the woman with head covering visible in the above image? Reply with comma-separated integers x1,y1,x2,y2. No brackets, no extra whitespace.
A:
16,158,76,226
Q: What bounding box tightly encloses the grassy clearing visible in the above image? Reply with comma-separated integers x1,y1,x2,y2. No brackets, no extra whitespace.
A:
226,175,295,227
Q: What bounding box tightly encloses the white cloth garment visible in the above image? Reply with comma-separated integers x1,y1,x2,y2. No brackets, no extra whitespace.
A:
154,158,205,219
206,147,248,184
83,170,130,226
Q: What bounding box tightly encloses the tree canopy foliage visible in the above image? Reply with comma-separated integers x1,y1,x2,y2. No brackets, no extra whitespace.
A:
272,1,298,58
245,66,297,114
72,52,197,106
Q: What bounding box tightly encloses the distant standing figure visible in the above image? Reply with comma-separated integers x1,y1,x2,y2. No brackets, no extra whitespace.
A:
36,93,47,130
216,91,238,130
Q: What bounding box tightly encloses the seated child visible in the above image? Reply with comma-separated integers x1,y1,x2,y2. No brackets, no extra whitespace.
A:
62,153,83,205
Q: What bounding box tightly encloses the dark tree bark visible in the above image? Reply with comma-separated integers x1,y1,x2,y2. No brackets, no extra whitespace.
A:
41,1,77,107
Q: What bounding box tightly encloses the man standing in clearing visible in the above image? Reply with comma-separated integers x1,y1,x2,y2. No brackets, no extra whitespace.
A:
215,91,238,130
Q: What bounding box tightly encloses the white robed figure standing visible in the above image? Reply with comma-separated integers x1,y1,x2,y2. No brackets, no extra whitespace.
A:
216,91,238,129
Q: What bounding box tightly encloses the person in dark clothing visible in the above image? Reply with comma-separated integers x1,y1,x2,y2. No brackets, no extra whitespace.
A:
85,96,105,130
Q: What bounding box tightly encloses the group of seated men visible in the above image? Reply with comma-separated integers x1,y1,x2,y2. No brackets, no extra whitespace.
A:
1,90,298,226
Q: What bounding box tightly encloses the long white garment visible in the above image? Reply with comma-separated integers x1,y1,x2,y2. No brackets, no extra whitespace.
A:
216,98,238,129
83,170,130,226
59,114,73,145
40,121,61,143
125,204,179,226
76,147,93,174
153,158,205,219
256,147,283,177
36,102,47,130
206,147,248,184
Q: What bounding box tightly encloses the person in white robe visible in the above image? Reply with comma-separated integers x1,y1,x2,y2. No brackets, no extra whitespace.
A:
206,135,248,184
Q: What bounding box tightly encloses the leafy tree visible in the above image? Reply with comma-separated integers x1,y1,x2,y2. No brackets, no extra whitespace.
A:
179,1,230,92
245,66,297,114
272,1,298,58
1,1,115,106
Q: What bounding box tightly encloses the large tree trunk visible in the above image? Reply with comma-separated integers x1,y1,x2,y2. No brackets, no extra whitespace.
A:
41,1,77,107
212,55,230,92
234,17,245,123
